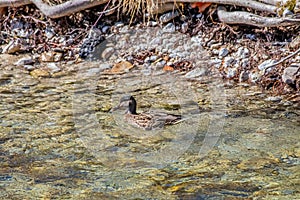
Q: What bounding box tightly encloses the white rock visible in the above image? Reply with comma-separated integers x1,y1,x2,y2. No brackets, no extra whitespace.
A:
218,48,229,57
282,65,299,84
223,57,235,68
47,63,61,73
264,96,282,102
226,67,237,78
185,68,206,78
14,57,34,66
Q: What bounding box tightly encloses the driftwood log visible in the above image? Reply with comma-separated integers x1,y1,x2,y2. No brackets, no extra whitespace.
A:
0,0,299,27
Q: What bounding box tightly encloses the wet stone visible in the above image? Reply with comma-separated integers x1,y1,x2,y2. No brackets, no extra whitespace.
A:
45,27,55,39
147,21,158,27
237,47,250,58
159,11,180,23
101,26,110,34
249,71,261,83
282,65,299,84
14,57,35,66
181,22,188,33
2,40,21,54
24,65,35,71
264,96,282,102
30,68,50,78
40,52,63,62
226,67,237,78
47,63,61,73
218,48,229,57
185,68,207,79
101,47,115,60
239,71,249,82
163,23,176,33
223,57,235,68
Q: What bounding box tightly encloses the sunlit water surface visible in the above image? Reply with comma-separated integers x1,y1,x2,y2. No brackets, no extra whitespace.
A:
0,54,299,199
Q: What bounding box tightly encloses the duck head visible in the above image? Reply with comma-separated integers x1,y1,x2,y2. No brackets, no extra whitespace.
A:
113,95,137,114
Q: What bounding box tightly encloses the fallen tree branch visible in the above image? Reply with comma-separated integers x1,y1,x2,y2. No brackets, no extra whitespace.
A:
0,0,31,7
0,0,299,28
0,0,279,16
161,0,278,14
30,0,108,18
217,6,300,27
259,0,281,6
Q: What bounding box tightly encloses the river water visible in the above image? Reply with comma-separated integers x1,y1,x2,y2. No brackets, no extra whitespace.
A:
0,39,299,199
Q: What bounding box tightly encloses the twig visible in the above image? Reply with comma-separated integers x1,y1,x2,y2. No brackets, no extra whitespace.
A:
263,47,300,74
92,0,113,28
21,14,47,25
217,6,300,27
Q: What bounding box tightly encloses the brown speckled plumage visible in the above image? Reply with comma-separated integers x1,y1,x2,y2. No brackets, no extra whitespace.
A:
114,95,181,130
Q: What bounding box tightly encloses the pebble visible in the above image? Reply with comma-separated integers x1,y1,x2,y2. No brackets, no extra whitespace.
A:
239,71,249,82
212,49,219,55
244,34,257,41
23,65,35,71
45,27,55,39
101,26,110,34
163,23,176,33
149,55,158,62
226,67,237,78
241,58,249,69
190,35,202,44
114,22,124,27
212,58,222,69
185,68,206,78
14,57,35,66
196,13,203,18
159,11,180,23
223,57,235,68
99,63,112,70
101,47,115,60
218,48,229,57
30,68,50,78
40,52,63,62
147,21,158,27
237,47,250,58
154,60,166,69
47,63,61,73
181,22,188,33
150,38,162,46
282,65,299,84
264,96,282,102
249,71,261,83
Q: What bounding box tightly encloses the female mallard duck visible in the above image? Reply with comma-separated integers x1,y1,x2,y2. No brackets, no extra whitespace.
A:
114,95,182,130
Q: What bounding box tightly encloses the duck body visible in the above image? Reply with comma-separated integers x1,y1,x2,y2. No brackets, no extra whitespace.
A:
115,96,182,130
125,111,181,130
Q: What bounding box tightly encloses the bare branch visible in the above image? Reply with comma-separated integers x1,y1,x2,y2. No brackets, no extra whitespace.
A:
0,0,31,7
161,0,278,14
263,47,300,74
217,6,300,27
30,0,108,18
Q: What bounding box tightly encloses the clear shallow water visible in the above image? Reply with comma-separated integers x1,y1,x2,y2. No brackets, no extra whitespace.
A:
0,54,299,199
